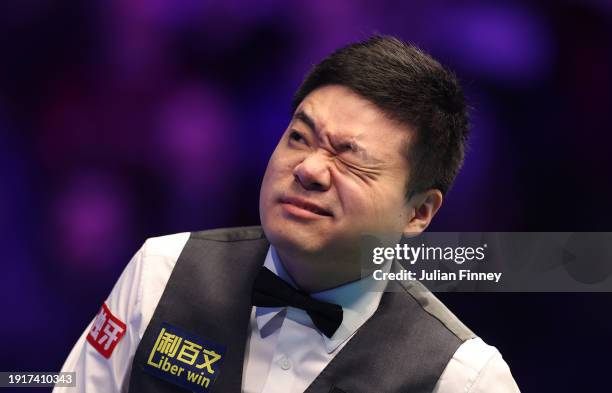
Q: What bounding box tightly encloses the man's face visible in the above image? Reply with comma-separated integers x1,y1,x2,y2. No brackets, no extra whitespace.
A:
259,85,414,256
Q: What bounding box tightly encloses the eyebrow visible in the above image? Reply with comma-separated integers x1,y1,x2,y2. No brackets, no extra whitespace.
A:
293,110,373,160
293,111,318,134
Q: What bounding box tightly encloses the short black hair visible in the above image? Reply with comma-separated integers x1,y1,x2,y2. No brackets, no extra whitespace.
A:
292,35,469,197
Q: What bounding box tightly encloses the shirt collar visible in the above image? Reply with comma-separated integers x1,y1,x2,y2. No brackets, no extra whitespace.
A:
255,246,389,353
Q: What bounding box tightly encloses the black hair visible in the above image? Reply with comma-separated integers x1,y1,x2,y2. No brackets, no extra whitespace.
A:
292,35,470,197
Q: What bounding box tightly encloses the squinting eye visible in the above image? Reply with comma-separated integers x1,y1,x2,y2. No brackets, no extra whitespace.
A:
338,143,353,152
289,130,305,143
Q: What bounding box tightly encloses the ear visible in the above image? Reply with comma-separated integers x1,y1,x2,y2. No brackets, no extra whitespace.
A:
403,189,443,235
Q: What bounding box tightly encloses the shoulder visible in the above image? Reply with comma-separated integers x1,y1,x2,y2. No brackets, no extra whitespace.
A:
135,226,264,290
123,227,264,332
433,337,520,392
56,227,267,393
110,226,262,333
392,279,519,390
384,267,519,391
134,226,266,296
141,231,192,258
139,225,264,260
139,226,266,305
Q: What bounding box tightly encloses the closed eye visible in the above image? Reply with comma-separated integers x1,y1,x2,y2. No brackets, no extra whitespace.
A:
334,155,382,181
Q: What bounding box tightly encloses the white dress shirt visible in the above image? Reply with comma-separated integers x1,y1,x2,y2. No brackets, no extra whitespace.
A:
54,232,520,393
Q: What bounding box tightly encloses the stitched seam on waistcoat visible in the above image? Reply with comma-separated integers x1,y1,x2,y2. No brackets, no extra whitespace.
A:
191,226,265,242
395,278,475,342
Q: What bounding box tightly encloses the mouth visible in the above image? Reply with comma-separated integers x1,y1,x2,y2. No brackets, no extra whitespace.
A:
279,196,334,218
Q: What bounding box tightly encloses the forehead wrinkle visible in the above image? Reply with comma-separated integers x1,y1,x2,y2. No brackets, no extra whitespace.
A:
328,132,364,154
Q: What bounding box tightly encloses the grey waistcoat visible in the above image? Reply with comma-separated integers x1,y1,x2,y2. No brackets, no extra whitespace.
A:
128,226,474,393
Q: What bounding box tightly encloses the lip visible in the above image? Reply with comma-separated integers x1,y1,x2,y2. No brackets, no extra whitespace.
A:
279,196,333,218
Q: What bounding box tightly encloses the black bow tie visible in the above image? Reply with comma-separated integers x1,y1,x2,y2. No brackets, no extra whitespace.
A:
252,267,343,338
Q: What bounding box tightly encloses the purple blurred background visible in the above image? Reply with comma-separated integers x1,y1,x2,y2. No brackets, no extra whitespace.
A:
1,0,611,391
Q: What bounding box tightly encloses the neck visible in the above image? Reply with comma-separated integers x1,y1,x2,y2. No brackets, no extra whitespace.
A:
274,246,362,293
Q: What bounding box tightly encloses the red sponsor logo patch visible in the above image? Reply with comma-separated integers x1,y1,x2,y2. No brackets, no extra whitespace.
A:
86,303,127,358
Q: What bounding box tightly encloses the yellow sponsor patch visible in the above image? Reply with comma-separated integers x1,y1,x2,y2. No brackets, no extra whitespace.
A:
143,322,226,392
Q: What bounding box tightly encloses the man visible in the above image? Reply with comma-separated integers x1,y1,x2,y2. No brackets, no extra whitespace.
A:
55,36,519,392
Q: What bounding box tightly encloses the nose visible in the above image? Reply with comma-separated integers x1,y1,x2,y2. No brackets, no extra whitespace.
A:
293,152,331,191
